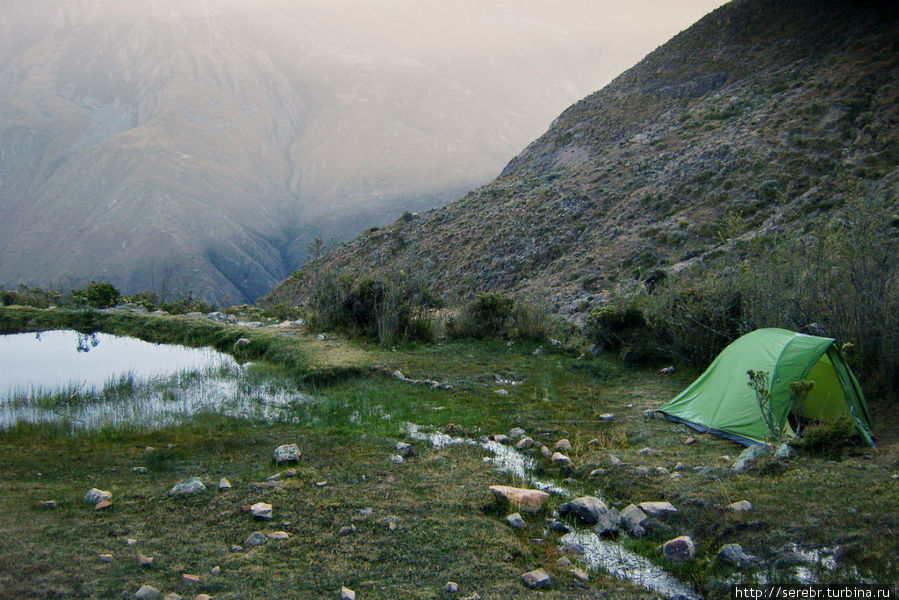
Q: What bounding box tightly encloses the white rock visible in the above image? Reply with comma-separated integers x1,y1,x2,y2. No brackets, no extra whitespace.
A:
84,488,112,505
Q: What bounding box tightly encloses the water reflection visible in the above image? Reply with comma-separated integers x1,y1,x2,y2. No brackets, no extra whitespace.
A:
76,332,100,353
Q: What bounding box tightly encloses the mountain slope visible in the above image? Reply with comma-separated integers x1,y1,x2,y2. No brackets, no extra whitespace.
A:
265,0,899,319
2,0,708,302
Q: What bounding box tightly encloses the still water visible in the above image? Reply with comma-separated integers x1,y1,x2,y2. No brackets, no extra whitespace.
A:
0,330,236,397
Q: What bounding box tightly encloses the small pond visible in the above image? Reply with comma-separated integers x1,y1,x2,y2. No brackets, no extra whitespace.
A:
0,330,309,431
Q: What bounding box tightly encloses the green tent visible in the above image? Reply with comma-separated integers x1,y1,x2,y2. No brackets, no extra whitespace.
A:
659,328,874,447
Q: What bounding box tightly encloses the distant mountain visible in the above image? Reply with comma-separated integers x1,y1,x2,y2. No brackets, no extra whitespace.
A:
1,0,705,303
265,0,898,319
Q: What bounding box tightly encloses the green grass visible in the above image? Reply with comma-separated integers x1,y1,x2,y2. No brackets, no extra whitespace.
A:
1,307,897,598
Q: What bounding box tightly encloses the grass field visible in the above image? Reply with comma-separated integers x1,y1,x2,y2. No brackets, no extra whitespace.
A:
0,307,896,599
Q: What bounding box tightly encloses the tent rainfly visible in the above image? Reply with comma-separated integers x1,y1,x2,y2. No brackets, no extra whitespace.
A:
658,328,874,447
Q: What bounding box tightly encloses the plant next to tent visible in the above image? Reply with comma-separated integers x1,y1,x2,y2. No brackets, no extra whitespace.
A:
747,370,781,443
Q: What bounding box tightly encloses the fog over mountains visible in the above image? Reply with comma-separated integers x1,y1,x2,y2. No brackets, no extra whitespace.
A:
0,0,723,302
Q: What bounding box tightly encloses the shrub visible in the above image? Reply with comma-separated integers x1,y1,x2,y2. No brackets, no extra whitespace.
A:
797,416,857,458
72,281,121,309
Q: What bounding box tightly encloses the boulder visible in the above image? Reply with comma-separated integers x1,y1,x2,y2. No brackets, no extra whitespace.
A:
445,581,459,593
250,502,272,519
340,586,356,600
638,501,678,516
396,442,414,457
774,443,796,460
570,568,590,582
551,452,571,464
506,512,526,529
522,568,551,589
620,504,648,537
507,427,527,439
554,439,572,452
732,445,768,473
593,507,620,536
244,532,268,547
662,536,696,562
488,485,550,513
717,543,757,567
84,488,112,505
274,444,301,464
269,531,290,540
558,497,608,524
540,445,552,458
608,455,623,467
169,477,206,496
134,585,160,600
515,437,535,451
218,478,232,491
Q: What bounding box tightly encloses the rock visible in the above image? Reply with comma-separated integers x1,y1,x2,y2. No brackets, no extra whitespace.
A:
684,437,697,445
674,462,687,471
132,467,149,474
593,507,620,536
38,500,57,509
169,477,206,496
233,338,251,350
230,545,243,552
670,473,682,480
540,445,552,458
84,488,112,505
495,389,509,396
507,427,526,439
273,443,301,464
774,443,796,460
244,532,268,547
620,504,648,537
506,512,526,529
551,452,571,464
182,574,200,584
163,594,183,600
608,455,623,467
557,556,572,567
250,502,272,519
134,585,160,600
554,439,572,452
138,553,154,567
635,466,653,475
396,442,413,457
98,553,113,562
726,500,753,512
662,536,696,562
532,347,544,356
655,467,671,475
194,595,213,600
638,501,678,516
492,434,511,444
570,568,590,582
340,586,356,600
546,519,571,534
717,543,757,567
94,499,113,510
588,438,600,445
445,582,459,593
269,531,290,540
388,454,405,464
515,437,535,450
488,485,550,513
732,445,768,473
210,566,220,576
558,497,608,524
637,447,655,455
126,538,138,546
338,525,357,536
521,568,551,589
599,413,615,421
218,478,232,491
589,468,606,477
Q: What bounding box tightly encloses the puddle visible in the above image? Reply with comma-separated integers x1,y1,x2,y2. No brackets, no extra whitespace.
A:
406,423,699,598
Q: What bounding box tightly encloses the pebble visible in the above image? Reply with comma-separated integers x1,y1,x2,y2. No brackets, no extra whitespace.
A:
674,462,687,471
126,538,138,546
495,389,509,396
540,445,552,458
638,501,678,516
230,545,244,552
684,437,696,445
194,595,214,600
169,477,206,496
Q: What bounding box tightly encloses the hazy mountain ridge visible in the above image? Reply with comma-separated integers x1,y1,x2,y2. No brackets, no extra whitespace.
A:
2,0,690,302
265,0,898,319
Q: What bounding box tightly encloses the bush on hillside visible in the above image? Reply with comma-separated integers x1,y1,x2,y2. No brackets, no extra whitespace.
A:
448,293,554,343
71,281,121,309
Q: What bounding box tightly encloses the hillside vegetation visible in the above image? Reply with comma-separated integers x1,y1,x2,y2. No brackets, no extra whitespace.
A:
266,0,899,395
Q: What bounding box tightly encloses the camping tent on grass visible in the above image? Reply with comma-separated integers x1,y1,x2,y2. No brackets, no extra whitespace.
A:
658,328,874,447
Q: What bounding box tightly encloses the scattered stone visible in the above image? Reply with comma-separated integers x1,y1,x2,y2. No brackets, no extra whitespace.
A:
315,481,328,487
445,582,459,593
495,389,509,396
84,488,112,505
635,466,653,475
557,556,573,567
515,436,535,451
98,553,113,563
126,538,138,546
717,543,757,567
218,478,232,491
194,595,213,600
599,413,615,421
269,531,290,540
340,586,356,600
396,442,414,457
540,445,552,458
163,594,183,600
506,512,526,529
230,545,243,552
551,452,571,464
732,445,767,473
210,566,221,576
95,499,113,510
593,507,620,536
488,485,550,513
558,496,608,524
589,468,606,478
662,536,696,562
774,443,796,460
182,574,200,584
608,455,623,467
638,501,678,516
655,467,671,475
670,473,682,480
684,437,696,445
521,568,551,589
637,447,655,455
250,502,272,519
727,500,754,512
620,504,648,537
492,434,511,444
508,427,526,439
250,481,281,489
38,500,57,509
546,519,571,534
233,338,250,350
674,462,687,472
317,333,327,340
570,568,590,582
244,532,268,547
132,467,149,474
445,423,463,435
338,525,357,536
134,585,160,600
138,553,154,567
273,443,301,464
532,347,544,356
388,454,405,464
720,455,732,462
169,477,206,496
554,439,572,452
588,438,600,445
